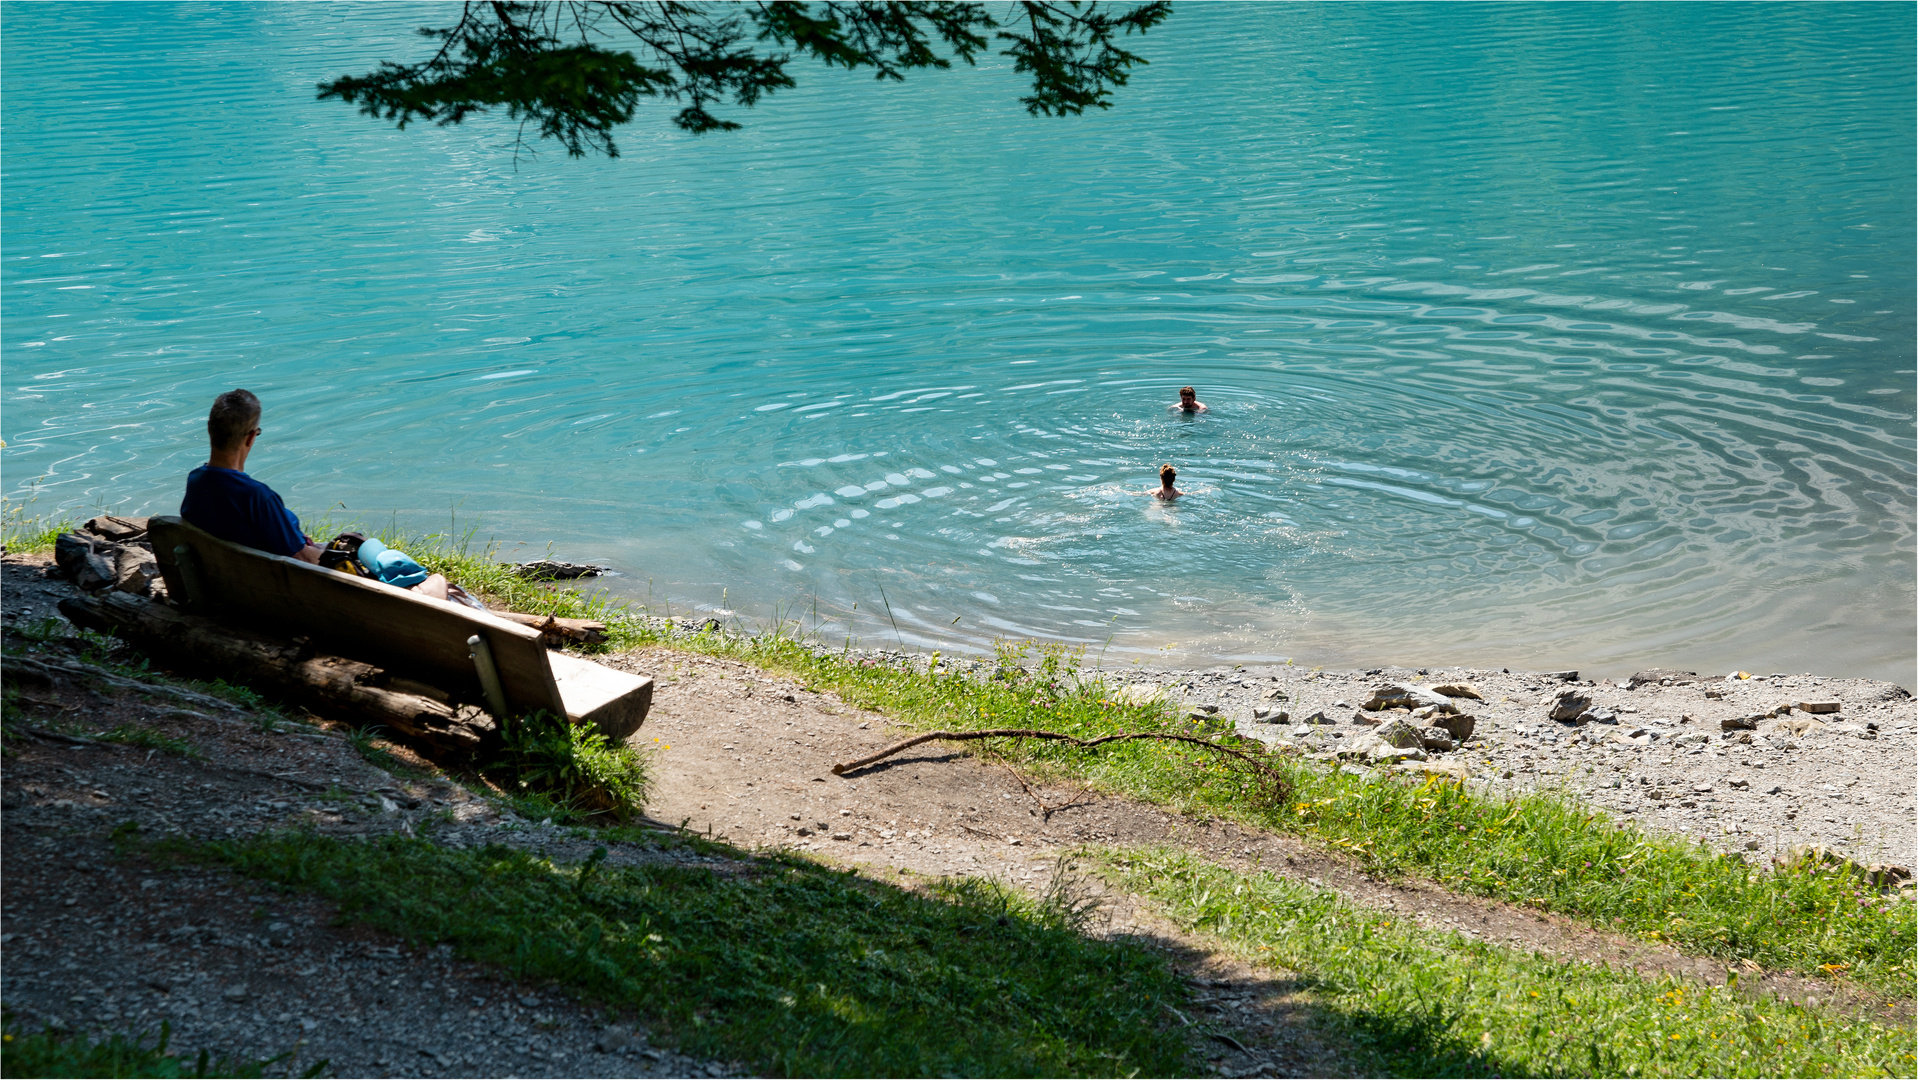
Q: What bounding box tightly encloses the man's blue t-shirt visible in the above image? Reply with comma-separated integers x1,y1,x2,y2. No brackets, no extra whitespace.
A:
180,465,307,556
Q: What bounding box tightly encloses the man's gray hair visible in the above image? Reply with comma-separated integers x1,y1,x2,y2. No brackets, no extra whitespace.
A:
208,389,261,450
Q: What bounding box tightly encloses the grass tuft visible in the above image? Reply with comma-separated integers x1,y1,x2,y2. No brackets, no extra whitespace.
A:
482,710,651,821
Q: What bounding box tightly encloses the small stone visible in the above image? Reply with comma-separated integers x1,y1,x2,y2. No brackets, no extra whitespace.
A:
1691,782,1713,794
1580,708,1618,725
831,832,851,841
795,827,812,837
1417,727,1455,752
1429,682,1483,700
1721,715,1758,731
596,1029,633,1053
222,985,248,1002
1432,713,1476,741
1729,777,1750,789
1549,691,1592,722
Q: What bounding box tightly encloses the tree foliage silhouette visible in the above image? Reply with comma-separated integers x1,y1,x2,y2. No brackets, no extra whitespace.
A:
320,1,1173,158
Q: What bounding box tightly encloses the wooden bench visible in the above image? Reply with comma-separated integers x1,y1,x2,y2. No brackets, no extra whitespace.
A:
148,516,651,741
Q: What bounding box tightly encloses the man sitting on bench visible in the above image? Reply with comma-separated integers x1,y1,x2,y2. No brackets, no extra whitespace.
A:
181,388,451,599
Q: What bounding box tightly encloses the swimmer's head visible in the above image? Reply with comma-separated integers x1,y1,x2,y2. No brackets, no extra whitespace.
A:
1160,463,1177,485
1179,386,1196,401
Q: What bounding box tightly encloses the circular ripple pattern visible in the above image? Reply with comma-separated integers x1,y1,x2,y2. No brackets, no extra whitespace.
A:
3,3,1913,680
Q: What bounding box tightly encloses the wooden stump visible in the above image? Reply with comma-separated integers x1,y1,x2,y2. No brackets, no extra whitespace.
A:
58,591,496,756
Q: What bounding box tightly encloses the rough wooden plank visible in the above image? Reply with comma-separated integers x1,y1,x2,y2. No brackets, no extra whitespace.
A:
150,516,563,719
547,651,652,742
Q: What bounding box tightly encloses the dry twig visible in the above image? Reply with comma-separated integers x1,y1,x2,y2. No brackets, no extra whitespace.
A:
833,728,1291,807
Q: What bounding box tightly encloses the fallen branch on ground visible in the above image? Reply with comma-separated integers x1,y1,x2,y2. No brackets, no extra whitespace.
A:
833,728,1291,807
3,654,249,713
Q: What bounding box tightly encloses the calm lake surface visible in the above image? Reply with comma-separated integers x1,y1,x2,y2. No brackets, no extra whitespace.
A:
5,3,1913,681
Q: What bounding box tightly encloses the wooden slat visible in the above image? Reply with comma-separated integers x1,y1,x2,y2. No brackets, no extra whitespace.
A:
150,517,565,719
548,651,653,742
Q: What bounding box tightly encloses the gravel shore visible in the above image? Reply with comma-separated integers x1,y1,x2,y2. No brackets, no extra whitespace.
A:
1099,661,1915,867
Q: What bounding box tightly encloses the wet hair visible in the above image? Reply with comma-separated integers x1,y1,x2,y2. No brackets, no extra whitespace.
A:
1160,463,1177,484
1179,385,1196,397
207,389,262,450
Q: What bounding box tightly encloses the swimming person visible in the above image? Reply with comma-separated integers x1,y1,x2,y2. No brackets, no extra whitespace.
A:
1169,385,1207,413
1141,463,1185,501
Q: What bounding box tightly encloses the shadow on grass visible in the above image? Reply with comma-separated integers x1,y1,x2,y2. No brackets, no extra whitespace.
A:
165,829,1197,1078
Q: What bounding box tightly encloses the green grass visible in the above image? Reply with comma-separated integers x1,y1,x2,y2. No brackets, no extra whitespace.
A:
0,484,72,554
582,627,1914,998
482,710,652,821
1097,846,1916,1078
0,1012,297,1078
173,830,1193,1077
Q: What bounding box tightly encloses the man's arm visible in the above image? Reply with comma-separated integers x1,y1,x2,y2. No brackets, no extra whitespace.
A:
294,544,324,564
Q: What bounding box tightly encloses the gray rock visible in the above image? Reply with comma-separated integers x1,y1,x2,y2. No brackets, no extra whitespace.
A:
1361,684,1458,714
113,546,160,595
1432,712,1477,742
1375,719,1424,750
513,560,608,580
1627,668,1698,689
1549,690,1592,722
1417,727,1456,752
1721,714,1759,731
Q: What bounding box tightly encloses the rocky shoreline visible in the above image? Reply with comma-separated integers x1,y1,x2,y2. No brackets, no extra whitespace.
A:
640,625,1914,870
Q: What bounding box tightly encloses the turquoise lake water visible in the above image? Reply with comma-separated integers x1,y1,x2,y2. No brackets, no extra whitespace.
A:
4,3,1913,681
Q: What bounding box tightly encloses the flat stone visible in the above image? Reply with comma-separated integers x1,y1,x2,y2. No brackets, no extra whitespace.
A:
1721,715,1758,731
1627,668,1698,688
1393,760,1469,780
1797,701,1841,714
1361,684,1457,714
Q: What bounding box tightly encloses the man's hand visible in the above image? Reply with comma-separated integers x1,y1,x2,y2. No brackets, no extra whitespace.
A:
295,544,324,565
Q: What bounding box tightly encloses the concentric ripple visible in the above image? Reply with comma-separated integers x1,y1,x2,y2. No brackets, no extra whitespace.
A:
3,3,1912,680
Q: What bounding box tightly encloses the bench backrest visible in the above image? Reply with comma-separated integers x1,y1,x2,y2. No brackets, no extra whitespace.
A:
150,516,564,717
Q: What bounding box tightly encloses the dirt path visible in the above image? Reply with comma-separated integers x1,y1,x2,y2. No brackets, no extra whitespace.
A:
607,648,1907,1039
